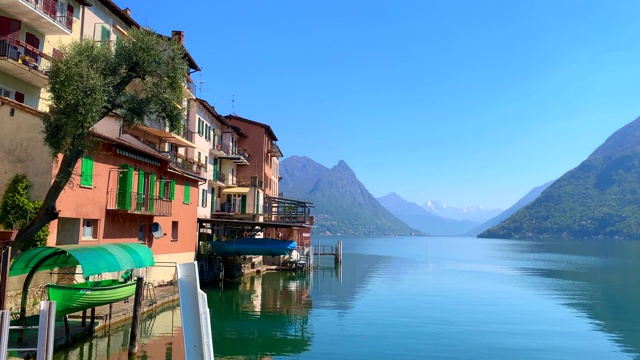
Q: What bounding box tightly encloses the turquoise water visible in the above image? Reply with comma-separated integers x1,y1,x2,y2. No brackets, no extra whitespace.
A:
58,236,640,359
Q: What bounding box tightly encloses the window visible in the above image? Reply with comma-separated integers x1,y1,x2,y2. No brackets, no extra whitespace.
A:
82,219,98,240
171,221,178,241
204,156,208,171
184,182,190,204
169,180,176,200
204,124,210,141
201,188,207,207
138,223,146,243
197,118,203,136
80,156,93,187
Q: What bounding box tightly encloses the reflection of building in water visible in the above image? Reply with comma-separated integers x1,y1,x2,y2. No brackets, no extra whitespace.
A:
53,306,184,360
206,271,313,358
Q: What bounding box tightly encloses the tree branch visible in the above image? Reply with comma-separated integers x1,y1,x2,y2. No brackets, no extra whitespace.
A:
12,148,85,256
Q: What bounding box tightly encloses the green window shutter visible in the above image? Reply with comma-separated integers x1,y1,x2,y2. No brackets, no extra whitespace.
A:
184,182,190,204
204,124,208,140
241,194,246,214
80,156,93,187
211,188,216,214
198,152,201,164
149,173,156,212
137,170,145,211
170,180,176,200
159,177,165,198
204,156,208,171
213,158,219,181
101,25,111,42
201,189,207,207
117,164,133,210
198,119,203,135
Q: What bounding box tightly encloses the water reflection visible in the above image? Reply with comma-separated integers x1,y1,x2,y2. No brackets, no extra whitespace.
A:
53,306,184,360
502,239,640,357
204,272,312,359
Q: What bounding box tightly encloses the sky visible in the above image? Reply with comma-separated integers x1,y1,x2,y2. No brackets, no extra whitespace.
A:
116,0,640,209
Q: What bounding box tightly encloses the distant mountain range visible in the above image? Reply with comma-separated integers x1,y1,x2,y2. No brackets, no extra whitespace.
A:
280,156,420,236
480,116,640,240
422,201,502,223
377,193,480,236
463,180,554,236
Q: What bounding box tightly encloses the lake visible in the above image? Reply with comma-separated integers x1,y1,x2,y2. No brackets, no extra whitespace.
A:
58,236,640,359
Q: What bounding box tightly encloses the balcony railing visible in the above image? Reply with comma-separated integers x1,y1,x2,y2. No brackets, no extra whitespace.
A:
106,190,172,216
176,126,194,143
263,196,313,224
212,170,226,184
169,153,205,177
220,144,249,164
0,35,52,75
22,0,73,31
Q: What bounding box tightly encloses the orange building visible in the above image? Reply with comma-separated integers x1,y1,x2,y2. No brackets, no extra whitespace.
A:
48,128,201,283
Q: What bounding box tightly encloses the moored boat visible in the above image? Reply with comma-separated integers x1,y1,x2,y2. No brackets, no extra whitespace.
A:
48,279,137,316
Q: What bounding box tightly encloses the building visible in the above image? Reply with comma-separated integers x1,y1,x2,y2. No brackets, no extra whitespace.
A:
0,0,203,283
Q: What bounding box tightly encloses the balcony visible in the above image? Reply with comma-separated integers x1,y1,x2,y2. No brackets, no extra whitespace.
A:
131,124,196,149
168,153,205,178
237,176,263,188
209,143,227,157
219,144,249,165
208,169,226,186
0,0,74,35
0,36,51,88
182,78,196,99
107,190,172,216
263,196,314,225
267,142,282,157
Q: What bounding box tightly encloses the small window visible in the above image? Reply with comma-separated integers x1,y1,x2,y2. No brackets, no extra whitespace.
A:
171,221,178,241
80,156,94,187
204,156,208,171
201,188,207,207
138,223,146,243
82,219,98,240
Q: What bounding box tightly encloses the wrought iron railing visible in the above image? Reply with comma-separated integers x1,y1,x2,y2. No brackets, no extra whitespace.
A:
169,153,204,177
213,170,226,183
22,0,73,31
106,190,172,216
0,36,52,75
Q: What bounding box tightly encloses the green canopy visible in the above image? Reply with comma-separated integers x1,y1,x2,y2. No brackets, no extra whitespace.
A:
10,243,155,277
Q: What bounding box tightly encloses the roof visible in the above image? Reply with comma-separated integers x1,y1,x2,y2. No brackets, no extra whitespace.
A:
10,243,155,277
91,130,170,163
194,98,229,126
0,96,44,116
96,0,141,29
228,125,248,138
225,114,279,141
156,33,200,71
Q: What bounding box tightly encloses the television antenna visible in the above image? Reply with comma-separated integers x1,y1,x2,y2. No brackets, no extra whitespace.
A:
231,95,236,115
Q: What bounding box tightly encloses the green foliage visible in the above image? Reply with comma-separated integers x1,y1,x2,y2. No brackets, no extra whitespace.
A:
42,27,188,157
479,148,640,240
0,175,49,250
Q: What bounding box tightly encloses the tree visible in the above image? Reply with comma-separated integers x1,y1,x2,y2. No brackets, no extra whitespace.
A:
0,175,48,251
12,28,188,255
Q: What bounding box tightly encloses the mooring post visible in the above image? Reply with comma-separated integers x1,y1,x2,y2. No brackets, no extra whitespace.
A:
63,315,71,345
128,276,144,356
108,303,113,331
81,309,86,327
89,307,96,336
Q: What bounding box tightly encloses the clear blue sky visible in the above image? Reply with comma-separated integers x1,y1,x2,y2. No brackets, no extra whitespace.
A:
117,0,640,209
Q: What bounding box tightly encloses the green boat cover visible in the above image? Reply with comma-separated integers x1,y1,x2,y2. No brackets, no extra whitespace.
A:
10,243,155,277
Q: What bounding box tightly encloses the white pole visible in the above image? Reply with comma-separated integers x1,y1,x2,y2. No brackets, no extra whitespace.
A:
0,310,9,360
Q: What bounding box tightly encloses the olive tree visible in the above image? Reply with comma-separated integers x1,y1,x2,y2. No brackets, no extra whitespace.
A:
13,28,188,254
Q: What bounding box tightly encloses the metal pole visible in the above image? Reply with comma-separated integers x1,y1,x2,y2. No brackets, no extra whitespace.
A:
0,245,11,311
128,276,145,356
0,310,10,359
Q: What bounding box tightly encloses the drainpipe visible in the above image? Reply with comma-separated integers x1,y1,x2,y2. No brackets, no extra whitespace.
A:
80,4,85,38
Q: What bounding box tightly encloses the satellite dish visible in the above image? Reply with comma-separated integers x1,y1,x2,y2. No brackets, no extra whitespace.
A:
152,222,163,239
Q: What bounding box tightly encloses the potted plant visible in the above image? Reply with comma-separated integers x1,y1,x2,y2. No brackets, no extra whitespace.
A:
19,54,34,66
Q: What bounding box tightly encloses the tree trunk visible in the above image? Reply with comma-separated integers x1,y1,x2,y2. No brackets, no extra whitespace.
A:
12,148,84,256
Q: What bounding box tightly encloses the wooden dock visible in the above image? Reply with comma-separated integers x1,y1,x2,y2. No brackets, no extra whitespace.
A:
313,241,342,264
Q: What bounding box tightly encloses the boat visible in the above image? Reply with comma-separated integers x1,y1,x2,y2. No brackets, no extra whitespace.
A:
48,278,137,316
210,237,296,257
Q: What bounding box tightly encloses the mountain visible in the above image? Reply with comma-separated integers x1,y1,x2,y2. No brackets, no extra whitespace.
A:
422,201,502,223
464,180,554,236
280,156,419,236
377,193,480,236
479,116,640,239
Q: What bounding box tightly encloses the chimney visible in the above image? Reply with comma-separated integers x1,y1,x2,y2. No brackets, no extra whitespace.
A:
171,30,185,45
124,7,130,16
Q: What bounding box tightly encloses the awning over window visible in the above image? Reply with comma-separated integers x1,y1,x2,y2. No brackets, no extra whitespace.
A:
10,243,155,277
222,187,251,195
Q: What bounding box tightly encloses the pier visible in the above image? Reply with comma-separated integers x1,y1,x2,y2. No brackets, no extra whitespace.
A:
313,241,342,264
